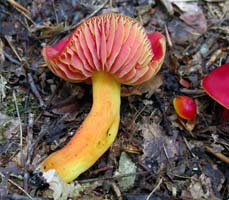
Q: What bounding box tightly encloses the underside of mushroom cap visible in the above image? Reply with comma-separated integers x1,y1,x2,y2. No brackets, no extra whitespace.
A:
42,13,165,85
202,63,229,109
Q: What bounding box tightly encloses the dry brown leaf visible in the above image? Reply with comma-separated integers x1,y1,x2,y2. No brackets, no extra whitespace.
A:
121,74,164,97
180,11,207,34
178,118,196,132
172,2,207,34
0,113,20,141
139,120,179,164
181,174,220,200
168,19,200,45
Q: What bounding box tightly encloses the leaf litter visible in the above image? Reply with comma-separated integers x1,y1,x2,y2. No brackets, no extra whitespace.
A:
0,0,229,199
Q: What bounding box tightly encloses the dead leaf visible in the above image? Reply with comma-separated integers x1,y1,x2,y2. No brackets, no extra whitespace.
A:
181,174,220,200
160,0,174,15
114,152,136,191
180,10,207,34
178,118,196,132
139,120,179,164
171,2,207,33
168,19,201,45
202,164,225,194
121,74,164,98
0,113,20,141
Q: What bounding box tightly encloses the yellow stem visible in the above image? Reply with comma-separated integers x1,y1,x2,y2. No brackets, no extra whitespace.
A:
39,72,120,182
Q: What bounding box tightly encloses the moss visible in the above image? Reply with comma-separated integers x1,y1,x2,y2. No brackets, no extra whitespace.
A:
1,90,41,117
0,120,11,143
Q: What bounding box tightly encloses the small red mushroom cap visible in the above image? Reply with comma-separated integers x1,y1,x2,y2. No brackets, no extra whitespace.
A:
42,13,166,85
202,63,229,109
173,96,197,120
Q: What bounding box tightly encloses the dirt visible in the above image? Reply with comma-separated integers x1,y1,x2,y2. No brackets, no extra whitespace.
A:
0,0,228,200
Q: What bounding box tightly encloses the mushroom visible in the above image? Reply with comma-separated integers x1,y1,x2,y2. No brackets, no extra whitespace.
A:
202,63,229,109
173,96,197,121
202,63,229,121
40,13,166,182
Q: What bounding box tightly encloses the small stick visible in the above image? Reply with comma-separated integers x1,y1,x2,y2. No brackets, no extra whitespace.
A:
182,136,198,158
164,24,173,48
24,113,34,191
13,90,23,148
0,172,33,200
163,143,169,160
205,145,229,164
4,37,46,108
6,0,30,14
109,0,113,8
146,178,163,200
79,171,150,184
5,36,22,62
26,72,46,108
67,0,110,32
205,47,226,67
6,0,36,25
1,194,47,200
4,51,21,65
111,182,122,200
52,0,59,24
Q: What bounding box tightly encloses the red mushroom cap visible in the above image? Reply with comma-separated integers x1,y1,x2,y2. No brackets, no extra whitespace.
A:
202,63,229,109
42,13,165,85
173,96,197,120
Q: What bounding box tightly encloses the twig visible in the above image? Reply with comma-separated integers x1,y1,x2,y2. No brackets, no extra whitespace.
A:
0,172,33,200
205,145,229,164
167,0,225,2
146,178,163,200
205,48,225,67
13,89,23,148
21,60,46,108
112,182,122,200
163,143,169,160
109,0,113,8
5,36,22,62
164,24,173,48
153,95,173,136
78,171,151,184
67,0,109,32
4,37,46,108
180,88,205,95
182,136,198,158
4,51,21,65
28,127,52,165
24,113,34,191
6,0,30,15
52,0,59,24
7,0,36,25
26,71,46,108
0,194,48,200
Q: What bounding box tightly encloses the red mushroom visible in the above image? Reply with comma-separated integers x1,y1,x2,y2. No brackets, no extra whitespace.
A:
202,63,229,122
202,63,229,109
173,96,197,120
39,13,166,182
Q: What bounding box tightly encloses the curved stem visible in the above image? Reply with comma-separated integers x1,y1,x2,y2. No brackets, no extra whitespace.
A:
39,72,120,182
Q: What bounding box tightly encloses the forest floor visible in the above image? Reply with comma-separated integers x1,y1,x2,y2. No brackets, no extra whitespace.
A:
0,0,228,200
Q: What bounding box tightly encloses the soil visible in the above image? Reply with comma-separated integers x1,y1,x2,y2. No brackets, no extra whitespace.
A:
0,0,228,200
